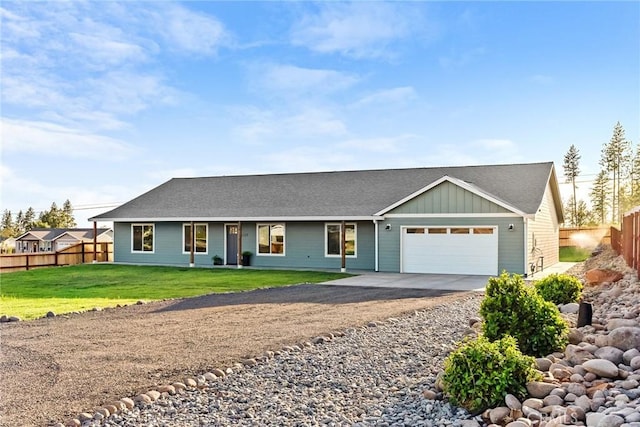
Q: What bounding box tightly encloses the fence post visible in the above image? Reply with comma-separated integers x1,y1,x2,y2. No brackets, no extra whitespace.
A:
55,250,58,266
81,243,85,264
25,254,29,271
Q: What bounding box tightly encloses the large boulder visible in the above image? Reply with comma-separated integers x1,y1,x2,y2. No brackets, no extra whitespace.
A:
584,269,623,285
608,327,640,351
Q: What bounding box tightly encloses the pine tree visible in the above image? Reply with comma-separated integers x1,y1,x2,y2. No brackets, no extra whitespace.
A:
61,199,77,228
14,210,25,235
590,170,610,224
564,196,592,227
563,145,581,226
23,207,36,232
0,210,15,239
600,122,631,223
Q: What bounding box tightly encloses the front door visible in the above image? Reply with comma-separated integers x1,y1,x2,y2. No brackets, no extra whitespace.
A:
226,225,238,265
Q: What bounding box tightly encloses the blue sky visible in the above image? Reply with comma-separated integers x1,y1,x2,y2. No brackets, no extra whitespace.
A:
1,1,639,226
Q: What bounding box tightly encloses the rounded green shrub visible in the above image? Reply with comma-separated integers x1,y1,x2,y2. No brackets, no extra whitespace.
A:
534,273,583,305
480,271,568,357
442,335,540,413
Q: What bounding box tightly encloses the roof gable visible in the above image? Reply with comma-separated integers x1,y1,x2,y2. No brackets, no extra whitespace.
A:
377,175,524,216
91,162,561,221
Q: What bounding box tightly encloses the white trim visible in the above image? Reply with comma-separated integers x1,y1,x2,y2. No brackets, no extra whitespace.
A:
384,213,522,218
374,219,379,272
181,223,209,255
374,175,529,217
523,217,529,277
131,223,155,253
324,223,357,258
14,231,44,241
91,216,381,222
256,223,286,256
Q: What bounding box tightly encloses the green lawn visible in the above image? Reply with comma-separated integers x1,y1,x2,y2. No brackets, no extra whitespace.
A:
559,246,592,262
0,264,351,320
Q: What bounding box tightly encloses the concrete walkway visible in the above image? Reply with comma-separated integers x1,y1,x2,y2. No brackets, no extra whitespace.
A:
322,262,578,291
526,262,578,281
322,272,490,291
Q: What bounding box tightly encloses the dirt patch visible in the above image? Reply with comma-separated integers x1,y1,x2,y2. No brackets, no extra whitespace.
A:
0,284,474,427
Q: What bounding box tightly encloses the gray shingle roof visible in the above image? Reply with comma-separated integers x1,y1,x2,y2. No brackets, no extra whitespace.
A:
91,162,562,221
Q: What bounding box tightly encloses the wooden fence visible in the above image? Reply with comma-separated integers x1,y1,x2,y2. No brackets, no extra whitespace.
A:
559,226,611,248
0,242,113,273
611,207,640,277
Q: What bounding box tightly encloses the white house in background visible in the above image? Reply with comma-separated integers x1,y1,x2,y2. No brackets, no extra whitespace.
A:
15,228,113,253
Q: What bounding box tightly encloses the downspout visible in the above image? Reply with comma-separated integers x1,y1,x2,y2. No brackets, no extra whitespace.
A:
373,219,379,272
523,217,529,277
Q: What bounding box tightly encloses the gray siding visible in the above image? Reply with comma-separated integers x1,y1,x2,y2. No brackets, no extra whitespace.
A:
378,217,525,274
527,181,560,273
390,181,511,215
114,221,375,270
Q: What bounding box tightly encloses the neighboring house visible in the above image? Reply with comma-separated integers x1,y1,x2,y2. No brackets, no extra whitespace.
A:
90,162,563,276
15,228,113,253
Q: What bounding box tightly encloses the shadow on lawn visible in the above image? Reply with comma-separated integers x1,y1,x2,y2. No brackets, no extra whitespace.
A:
154,284,458,313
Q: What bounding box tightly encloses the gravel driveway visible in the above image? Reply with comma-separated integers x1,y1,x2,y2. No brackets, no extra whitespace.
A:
0,284,473,427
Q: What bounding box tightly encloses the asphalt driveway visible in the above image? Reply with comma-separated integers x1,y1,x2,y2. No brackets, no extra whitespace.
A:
322,272,489,291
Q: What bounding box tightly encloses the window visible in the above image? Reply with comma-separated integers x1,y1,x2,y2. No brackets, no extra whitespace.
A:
450,228,470,234
183,224,208,253
326,223,356,257
132,224,154,252
258,224,285,255
428,228,447,234
406,228,425,234
473,228,494,234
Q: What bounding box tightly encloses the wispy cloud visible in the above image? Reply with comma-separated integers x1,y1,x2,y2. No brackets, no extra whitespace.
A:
0,2,228,132
251,63,359,98
1,118,134,160
290,3,425,59
339,134,416,153
233,107,348,143
351,87,417,108
439,46,486,68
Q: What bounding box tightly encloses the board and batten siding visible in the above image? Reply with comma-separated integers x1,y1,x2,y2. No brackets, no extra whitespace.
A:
391,181,512,214
527,181,560,273
114,221,376,270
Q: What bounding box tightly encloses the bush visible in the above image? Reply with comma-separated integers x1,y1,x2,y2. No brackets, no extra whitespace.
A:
442,335,540,413
480,271,568,357
534,273,583,305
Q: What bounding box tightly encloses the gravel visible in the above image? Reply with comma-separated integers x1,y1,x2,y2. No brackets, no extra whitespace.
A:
90,294,483,427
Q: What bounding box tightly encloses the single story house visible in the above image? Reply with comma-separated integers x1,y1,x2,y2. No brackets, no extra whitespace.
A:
15,228,113,253
90,162,563,276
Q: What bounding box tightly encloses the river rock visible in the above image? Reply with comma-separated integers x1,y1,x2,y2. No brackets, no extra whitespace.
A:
594,346,624,365
505,394,522,410
582,359,620,378
566,344,595,365
489,407,511,424
526,382,557,398
606,318,639,331
608,326,640,351
585,269,623,285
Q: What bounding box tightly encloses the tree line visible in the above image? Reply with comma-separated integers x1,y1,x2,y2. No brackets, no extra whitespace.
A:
0,200,77,239
563,121,637,227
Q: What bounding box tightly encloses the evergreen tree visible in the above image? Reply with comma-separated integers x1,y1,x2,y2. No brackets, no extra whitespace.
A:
0,210,15,239
590,170,610,224
564,196,592,228
61,199,77,228
15,210,25,235
600,122,631,223
23,207,36,232
563,144,581,225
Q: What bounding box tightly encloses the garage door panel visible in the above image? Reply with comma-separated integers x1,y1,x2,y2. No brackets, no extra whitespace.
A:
402,226,498,275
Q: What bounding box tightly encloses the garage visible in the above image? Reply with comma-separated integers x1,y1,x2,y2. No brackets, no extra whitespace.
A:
401,226,498,275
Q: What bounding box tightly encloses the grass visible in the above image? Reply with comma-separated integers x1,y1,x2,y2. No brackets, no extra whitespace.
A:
0,264,351,320
559,246,592,262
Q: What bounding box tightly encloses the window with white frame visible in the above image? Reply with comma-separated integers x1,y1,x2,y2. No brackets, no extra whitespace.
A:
257,224,285,255
132,224,154,252
326,223,356,257
183,223,208,253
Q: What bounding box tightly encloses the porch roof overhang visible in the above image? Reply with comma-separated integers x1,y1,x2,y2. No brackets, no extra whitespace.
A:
90,215,385,223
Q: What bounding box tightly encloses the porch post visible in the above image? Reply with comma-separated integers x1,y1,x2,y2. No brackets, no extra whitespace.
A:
237,221,243,269
189,221,195,267
341,220,346,273
93,221,98,263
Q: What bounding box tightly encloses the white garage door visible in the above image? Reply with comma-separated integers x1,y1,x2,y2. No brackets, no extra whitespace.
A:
401,226,498,275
